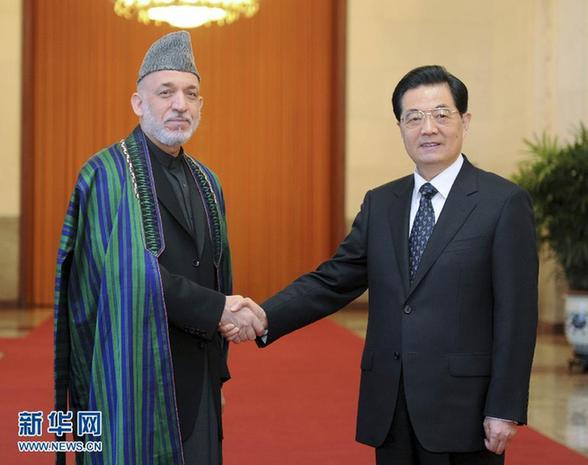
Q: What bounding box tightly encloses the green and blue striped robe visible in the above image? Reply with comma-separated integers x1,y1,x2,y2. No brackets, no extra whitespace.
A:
54,126,232,465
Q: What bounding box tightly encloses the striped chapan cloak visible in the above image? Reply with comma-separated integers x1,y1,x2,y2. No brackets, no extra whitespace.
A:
54,126,232,465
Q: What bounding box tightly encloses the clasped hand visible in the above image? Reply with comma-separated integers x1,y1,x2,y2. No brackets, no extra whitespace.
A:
218,296,267,343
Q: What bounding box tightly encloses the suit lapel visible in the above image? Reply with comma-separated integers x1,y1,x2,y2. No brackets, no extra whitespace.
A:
149,153,194,237
389,176,414,297
407,159,479,296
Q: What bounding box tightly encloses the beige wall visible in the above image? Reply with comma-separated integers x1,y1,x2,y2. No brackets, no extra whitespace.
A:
0,0,21,217
346,0,588,320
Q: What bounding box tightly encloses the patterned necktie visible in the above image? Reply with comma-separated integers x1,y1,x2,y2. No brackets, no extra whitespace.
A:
408,182,438,282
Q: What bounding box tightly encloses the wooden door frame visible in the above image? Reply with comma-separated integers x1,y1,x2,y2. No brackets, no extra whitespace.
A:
19,0,35,307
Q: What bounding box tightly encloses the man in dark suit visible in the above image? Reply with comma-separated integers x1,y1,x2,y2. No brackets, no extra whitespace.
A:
223,65,538,464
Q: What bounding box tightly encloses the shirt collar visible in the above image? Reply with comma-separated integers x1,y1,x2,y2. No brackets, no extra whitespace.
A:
413,154,464,199
145,134,185,170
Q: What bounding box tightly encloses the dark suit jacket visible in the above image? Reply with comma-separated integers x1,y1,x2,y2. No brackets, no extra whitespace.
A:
149,149,228,441
261,157,538,452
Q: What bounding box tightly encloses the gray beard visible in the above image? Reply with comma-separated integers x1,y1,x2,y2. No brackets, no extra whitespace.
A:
140,107,199,147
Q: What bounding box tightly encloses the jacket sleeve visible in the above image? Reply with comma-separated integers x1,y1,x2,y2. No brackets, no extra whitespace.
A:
484,187,538,424
261,191,371,345
159,264,226,341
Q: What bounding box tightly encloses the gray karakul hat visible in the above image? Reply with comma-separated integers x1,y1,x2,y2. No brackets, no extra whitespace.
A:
137,30,200,83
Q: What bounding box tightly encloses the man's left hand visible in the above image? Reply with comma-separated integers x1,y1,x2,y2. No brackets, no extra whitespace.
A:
483,417,518,455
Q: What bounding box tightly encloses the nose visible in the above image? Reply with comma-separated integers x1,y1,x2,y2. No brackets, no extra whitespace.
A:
420,113,438,134
171,93,187,112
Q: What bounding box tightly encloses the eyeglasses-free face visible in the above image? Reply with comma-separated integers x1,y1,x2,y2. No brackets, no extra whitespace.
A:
397,83,471,180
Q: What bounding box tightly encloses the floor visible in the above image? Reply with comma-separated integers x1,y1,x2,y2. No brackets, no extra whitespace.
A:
1,306,587,458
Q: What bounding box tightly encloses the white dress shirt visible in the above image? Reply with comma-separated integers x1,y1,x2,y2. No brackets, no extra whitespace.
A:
409,155,464,235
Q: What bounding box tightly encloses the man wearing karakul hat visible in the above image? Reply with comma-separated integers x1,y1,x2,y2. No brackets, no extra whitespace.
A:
54,31,266,465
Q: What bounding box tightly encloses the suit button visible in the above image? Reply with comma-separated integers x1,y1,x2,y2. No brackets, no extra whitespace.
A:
403,305,412,314
393,352,400,360
192,258,200,267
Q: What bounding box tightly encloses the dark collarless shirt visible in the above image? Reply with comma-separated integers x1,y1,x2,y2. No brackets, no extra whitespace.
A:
144,136,222,463
146,137,196,234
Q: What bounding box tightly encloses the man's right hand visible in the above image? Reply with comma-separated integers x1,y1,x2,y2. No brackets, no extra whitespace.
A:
219,296,267,342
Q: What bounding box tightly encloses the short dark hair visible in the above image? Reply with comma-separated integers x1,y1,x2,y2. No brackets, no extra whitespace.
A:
391,65,468,121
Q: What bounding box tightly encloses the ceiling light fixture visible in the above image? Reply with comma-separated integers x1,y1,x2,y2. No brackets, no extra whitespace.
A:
114,0,260,29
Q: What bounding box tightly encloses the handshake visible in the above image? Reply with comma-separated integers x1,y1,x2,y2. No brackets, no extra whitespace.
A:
218,295,267,343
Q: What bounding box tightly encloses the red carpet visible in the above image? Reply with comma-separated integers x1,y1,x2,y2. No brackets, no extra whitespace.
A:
222,319,372,464
0,318,55,464
222,320,588,465
2,317,588,465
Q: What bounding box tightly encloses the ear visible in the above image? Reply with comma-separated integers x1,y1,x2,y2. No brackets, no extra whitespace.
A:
397,119,407,143
131,92,143,117
193,94,204,114
461,112,472,133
